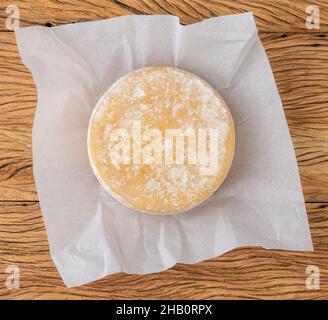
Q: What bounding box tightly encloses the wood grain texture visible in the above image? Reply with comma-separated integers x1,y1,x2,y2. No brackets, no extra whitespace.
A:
0,31,35,201
0,0,327,32
0,0,327,300
0,31,327,201
0,202,327,300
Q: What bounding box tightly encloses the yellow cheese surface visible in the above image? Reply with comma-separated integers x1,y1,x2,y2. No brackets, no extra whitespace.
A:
88,67,235,214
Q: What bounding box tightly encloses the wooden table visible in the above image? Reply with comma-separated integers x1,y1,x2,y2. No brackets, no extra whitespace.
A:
0,0,327,300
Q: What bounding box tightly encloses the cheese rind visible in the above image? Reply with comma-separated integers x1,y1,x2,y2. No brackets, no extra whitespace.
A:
88,67,235,214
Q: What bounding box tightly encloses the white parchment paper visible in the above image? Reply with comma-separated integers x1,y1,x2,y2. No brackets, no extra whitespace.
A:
15,12,313,288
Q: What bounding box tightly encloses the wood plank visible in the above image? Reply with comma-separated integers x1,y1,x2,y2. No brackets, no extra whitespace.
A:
0,31,36,201
0,0,327,32
0,201,326,299
0,31,327,201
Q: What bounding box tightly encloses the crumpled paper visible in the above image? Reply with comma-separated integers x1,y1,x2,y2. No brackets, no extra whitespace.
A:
15,12,313,288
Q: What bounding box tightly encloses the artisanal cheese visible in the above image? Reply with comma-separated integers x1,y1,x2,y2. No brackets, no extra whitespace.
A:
88,66,235,214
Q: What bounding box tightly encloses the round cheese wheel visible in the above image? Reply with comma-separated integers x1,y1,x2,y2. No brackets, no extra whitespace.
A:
88,66,235,214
